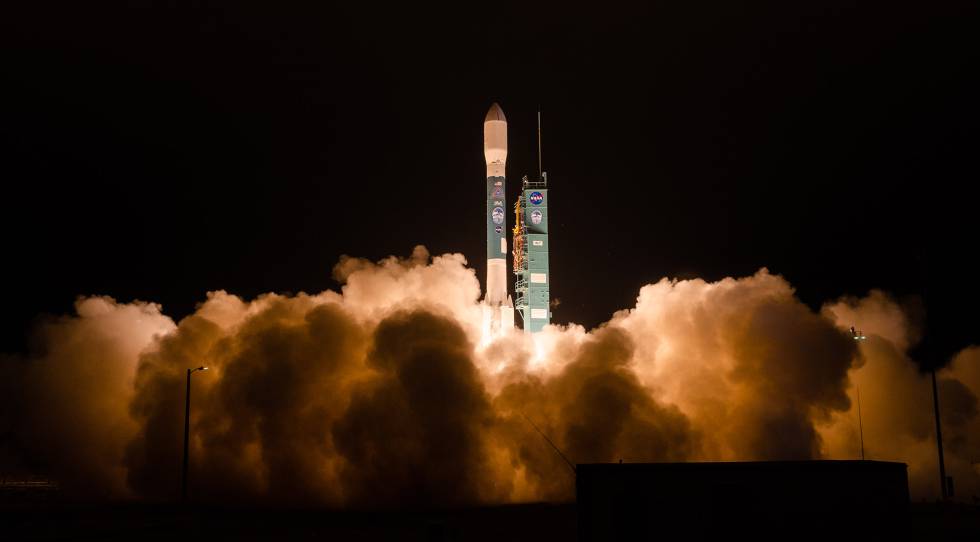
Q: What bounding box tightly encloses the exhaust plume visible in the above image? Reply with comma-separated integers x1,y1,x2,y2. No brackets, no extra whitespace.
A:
2,248,978,504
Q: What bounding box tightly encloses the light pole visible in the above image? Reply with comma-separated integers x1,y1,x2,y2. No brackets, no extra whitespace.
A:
182,366,208,503
850,327,867,460
856,385,865,461
912,252,949,500
931,368,948,500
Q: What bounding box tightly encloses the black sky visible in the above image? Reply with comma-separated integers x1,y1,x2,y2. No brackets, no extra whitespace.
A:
2,2,978,365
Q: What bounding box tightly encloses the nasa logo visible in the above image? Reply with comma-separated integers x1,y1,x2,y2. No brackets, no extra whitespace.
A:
530,209,543,225
491,206,504,225
529,191,543,205
495,226,502,234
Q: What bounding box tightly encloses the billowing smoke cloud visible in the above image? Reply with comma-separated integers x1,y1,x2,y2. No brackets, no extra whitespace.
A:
820,292,980,500
2,248,978,504
0,297,175,497
611,272,856,461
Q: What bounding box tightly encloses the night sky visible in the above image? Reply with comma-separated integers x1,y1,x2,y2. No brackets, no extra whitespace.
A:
3,2,978,365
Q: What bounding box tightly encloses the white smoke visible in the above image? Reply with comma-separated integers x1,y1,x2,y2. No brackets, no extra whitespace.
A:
2,248,978,503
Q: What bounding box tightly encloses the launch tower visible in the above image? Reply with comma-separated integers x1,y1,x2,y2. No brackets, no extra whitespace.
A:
513,113,551,332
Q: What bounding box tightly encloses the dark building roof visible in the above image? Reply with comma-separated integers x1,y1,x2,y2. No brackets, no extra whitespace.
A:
577,461,909,540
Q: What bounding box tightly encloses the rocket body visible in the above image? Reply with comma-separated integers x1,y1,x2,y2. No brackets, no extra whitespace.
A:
483,103,514,335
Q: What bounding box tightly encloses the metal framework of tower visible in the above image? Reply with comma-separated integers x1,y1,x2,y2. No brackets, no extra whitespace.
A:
513,172,550,332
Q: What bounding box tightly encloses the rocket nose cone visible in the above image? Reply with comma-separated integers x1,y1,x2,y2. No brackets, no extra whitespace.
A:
485,102,506,123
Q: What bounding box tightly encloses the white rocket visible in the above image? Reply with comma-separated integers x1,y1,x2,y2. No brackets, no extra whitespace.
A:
483,103,515,337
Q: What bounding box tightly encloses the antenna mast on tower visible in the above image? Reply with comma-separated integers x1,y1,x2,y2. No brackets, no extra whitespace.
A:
537,110,543,181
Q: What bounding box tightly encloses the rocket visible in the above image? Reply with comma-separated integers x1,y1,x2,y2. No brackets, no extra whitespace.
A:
483,103,515,336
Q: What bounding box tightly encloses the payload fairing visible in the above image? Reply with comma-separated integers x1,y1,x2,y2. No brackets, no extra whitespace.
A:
482,103,515,336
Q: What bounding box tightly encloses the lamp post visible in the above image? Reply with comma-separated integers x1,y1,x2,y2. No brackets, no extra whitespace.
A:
931,368,948,500
182,366,208,503
912,252,949,500
856,385,865,461
850,327,867,460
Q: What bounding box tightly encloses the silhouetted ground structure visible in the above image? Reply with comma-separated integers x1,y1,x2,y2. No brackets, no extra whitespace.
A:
578,461,912,540
1,464,979,540
0,501,577,541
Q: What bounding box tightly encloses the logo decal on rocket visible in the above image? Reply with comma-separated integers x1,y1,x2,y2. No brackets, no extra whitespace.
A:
529,192,543,205
493,187,503,198
492,207,504,225
531,209,543,225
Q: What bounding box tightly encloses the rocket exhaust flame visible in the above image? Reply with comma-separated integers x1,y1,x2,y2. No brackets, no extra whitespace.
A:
2,249,979,505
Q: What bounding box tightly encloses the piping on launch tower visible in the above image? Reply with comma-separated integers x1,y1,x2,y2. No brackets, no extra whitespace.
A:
513,112,551,333
482,103,515,337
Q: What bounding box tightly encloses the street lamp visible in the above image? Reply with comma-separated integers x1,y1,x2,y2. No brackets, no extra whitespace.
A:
850,327,867,460
182,366,208,503
911,253,950,500
931,368,949,500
